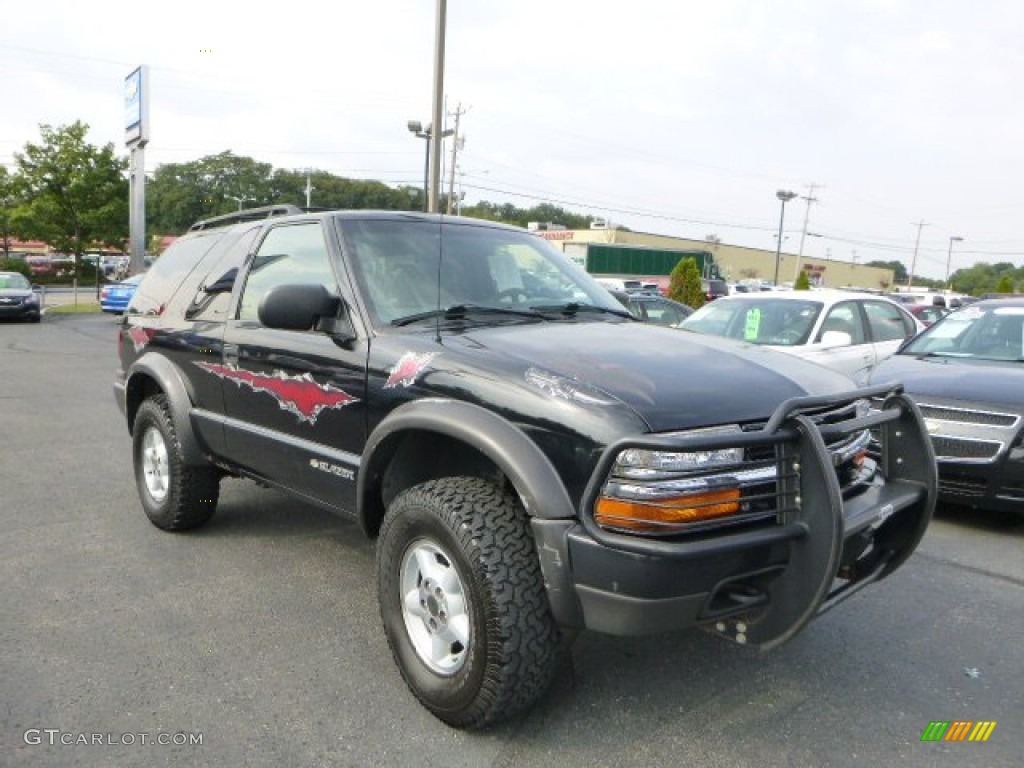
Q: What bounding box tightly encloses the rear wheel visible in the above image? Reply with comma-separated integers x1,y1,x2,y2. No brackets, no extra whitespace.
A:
377,476,560,729
132,395,219,530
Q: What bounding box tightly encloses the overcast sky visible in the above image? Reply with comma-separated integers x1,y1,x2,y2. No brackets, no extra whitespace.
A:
2,1,1022,279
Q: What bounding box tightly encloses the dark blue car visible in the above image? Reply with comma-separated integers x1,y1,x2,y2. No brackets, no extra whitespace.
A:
100,273,145,314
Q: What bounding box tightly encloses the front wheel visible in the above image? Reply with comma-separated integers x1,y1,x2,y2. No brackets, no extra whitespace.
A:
132,395,220,531
377,477,560,729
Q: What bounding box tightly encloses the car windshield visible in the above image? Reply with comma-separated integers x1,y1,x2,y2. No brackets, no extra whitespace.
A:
0,273,31,290
901,304,1024,361
681,297,822,346
341,219,625,326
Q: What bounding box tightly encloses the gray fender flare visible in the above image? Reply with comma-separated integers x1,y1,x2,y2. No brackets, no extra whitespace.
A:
358,398,576,532
126,353,206,466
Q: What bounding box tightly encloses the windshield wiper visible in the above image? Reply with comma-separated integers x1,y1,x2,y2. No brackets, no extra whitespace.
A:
391,304,542,327
529,302,632,319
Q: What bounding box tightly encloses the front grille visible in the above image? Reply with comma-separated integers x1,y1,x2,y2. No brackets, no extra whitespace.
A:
918,403,1019,429
931,435,1002,461
939,474,988,497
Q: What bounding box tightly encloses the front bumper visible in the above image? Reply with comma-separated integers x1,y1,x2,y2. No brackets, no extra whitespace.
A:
532,385,936,650
0,300,41,320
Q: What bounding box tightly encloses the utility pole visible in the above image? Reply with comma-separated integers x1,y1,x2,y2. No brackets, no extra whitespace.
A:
446,103,466,214
305,169,314,208
793,183,822,282
907,220,928,288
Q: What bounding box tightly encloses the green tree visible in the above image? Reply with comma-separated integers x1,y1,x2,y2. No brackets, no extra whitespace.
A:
14,121,128,277
794,269,811,290
865,259,907,284
147,151,275,233
0,166,20,259
668,257,704,309
995,274,1015,294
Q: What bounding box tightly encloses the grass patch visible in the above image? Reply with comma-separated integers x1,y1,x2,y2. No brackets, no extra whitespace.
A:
47,302,102,314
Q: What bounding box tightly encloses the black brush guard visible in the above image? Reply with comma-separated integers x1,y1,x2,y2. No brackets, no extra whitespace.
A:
578,383,937,650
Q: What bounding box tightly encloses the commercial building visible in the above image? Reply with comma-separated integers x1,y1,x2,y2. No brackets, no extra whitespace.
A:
537,226,895,290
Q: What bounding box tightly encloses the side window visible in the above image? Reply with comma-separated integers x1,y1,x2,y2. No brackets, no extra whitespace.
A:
237,223,336,323
129,233,220,316
184,227,260,321
816,302,866,345
864,301,913,342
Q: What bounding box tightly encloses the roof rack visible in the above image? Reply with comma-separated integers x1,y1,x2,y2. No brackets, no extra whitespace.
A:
188,204,305,232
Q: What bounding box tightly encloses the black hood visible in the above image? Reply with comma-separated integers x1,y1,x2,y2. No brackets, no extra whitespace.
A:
873,353,1024,409
442,320,858,432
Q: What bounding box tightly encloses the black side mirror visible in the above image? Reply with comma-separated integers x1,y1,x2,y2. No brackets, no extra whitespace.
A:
203,268,238,295
258,283,341,331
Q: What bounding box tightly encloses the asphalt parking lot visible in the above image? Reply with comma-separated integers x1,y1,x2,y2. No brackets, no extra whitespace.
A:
2,314,1022,768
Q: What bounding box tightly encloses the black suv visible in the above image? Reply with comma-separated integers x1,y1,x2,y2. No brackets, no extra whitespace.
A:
114,206,936,728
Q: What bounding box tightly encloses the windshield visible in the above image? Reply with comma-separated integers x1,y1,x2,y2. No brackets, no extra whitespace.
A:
681,297,822,346
341,219,625,326
0,273,31,290
901,304,1024,361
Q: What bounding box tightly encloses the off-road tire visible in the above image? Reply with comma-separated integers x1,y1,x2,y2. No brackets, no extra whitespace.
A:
377,476,560,729
132,395,219,531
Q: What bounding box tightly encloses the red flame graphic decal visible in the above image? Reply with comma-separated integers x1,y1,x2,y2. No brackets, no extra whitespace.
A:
196,362,358,424
127,326,152,353
384,351,438,389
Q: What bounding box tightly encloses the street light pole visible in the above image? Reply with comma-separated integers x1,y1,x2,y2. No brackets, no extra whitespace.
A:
945,235,963,289
773,189,797,286
408,120,453,212
428,0,447,213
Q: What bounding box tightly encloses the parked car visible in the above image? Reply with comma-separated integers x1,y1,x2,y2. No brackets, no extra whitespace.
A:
100,273,145,314
701,277,729,302
0,271,42,322
870,298,1024,515
611,290,693,326
113,206,934,728
906,303,950,327
680,289,924,384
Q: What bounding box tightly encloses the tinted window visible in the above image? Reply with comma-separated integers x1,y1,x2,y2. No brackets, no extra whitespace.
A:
184,227,260,321
129,233,221,315
237,223,336,323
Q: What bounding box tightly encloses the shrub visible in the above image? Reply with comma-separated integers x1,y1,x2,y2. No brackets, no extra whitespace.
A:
669,257,705,309
794,270,811,290
0,259,32,279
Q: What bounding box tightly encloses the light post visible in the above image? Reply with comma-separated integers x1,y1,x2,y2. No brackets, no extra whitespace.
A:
945,236,963,289
228,195,254,211
407,120,453,212
773,189,797,286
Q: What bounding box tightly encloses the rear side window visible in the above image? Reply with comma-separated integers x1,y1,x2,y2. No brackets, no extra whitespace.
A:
129,233,220,315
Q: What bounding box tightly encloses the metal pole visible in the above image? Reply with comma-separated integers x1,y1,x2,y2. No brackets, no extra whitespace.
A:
773,199,787,286
129,145,146,276
422,136,430,212
907,220,927,287
428,0,446,213
945,236,962,288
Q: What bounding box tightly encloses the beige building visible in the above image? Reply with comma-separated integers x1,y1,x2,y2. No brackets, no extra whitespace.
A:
536,226,895,291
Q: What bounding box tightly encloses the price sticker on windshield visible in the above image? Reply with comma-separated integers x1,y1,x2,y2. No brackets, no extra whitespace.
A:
744,308,762,341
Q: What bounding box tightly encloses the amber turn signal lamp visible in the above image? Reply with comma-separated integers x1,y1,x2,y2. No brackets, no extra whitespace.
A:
595,488,741,532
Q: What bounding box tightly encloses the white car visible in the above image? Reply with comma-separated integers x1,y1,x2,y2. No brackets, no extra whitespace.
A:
680,289,925,383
